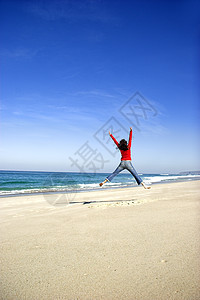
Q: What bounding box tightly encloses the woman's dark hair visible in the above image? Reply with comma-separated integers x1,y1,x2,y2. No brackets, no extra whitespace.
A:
118,139,129,151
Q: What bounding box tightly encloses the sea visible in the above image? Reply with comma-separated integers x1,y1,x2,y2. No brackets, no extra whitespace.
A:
0,170,200,197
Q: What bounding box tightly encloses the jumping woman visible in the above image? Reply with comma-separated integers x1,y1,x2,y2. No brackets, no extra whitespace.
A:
99,127,151,189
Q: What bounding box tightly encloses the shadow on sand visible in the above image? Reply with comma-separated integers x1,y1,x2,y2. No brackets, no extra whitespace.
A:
68,199,137,205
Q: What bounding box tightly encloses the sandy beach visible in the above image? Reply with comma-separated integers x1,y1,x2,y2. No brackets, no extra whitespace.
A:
0,180,200,300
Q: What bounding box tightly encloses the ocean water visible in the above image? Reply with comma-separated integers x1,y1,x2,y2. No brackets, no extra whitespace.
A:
0,170,200,196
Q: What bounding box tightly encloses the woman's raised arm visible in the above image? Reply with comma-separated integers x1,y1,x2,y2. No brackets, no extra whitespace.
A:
109,131,119,146
128,127,132,148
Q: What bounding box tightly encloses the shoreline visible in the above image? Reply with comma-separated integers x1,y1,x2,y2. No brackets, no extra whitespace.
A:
0,177,200,198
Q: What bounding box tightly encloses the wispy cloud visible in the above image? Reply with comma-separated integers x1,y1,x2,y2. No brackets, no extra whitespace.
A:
0,104,6,110
25,0,118,24
0,47,40,59
68,89,115,98
8,97,99,125
12,110,61,123
62,71,80,80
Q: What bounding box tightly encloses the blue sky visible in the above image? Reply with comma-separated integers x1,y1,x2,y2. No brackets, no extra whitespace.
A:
0,0,199,173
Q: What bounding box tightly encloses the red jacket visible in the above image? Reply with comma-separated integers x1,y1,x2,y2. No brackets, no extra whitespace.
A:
110,130,132,160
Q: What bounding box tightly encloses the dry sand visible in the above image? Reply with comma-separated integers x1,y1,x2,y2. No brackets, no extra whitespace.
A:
0,180,200,300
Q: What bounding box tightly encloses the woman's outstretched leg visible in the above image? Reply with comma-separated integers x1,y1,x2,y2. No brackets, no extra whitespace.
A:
99,162,124,187
126,161,151,189
141,182,151,189
99,178,108,187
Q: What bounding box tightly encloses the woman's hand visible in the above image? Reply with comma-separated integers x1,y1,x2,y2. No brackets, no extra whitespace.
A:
109,131,111,136
130,127,132,131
